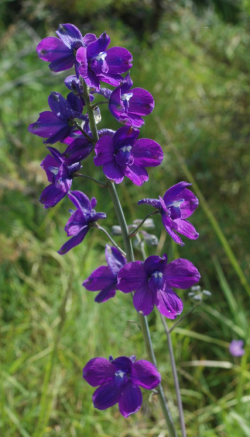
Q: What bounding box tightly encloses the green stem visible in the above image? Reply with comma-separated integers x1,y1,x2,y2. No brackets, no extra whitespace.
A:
74,173,107,187
95,224,126,257
83,81,177,436
129,210,159,238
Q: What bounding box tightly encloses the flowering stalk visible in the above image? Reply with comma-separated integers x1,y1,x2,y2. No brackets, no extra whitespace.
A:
83,82,177,437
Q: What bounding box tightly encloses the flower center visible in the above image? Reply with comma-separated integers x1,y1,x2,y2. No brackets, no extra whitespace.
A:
166,199,184,220
94,51,107,62
115,145,134,167
121,92,133,112
148,271,164,291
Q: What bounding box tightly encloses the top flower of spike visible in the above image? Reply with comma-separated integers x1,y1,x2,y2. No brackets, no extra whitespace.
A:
36,24,97,74
76,32,133,89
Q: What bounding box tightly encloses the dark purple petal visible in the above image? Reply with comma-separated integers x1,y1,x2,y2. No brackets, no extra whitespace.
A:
118,381,142,418
36,37,70,61
65,209,87,236
137,198,161,209
55,164,72,192
131,360,161,389
98,72,124,87
46,146,63,163
92,212,107,221
86,68,100,89
105,47,133,74
87,32,110,59
105,245,127,277
163,182,192,204
28,111,66,138
63,138,93,164
124,164,148,186
40,154,59,182
92,379,120,411
82,33,97,46
58,227,88,255
48,55,75,73
48,92,83,121
90,198,97,209
180,190,199,219
133,284,154,316
76,47,88,78
83,357,115,387
113,126,140,149
128,88,154,116
83,266,116,291
117,261,147,293
67,92,83,113
112,356,132,373
132,139,163,168
94,135,114,166
95,284,117,303
40,184,66,208
56,23,82,49
67,190,91,212
165,258,201,289
144,254,168,276
161,215,185,246
43,125,72,144
173,219,199,240
103,161,124,184
154,287,183,319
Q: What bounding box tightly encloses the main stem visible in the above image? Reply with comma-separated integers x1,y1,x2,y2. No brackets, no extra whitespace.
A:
83,81,177,437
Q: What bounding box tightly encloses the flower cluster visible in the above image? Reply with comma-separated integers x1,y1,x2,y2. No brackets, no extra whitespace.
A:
29,23,201,419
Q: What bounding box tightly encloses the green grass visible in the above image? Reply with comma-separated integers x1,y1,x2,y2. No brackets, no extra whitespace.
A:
1,3,250,436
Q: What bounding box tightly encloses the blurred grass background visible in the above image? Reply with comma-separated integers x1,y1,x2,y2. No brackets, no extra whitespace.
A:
1,0,250,436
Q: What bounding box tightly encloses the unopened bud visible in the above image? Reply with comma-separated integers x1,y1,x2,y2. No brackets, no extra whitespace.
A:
111,225,122,235
133,218,155,229
191,285,201,292
140,230,158,246
94,106,101,124
202,290,212,297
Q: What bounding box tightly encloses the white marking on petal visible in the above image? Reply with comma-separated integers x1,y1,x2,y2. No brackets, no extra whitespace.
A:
115,370,125,378
120,146,132,153
121,92,133,102
94,51,107,61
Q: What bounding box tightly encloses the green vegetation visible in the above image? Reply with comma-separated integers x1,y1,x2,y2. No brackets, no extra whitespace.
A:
1,1,250,436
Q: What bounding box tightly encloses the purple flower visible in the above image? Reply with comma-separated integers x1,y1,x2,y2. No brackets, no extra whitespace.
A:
76,32,132,90
109,73,154,127
36,23,96,74
58,191,106,255
64,75,95,105
83,355,161,417
40,146,82,208
229,340,245,357
83,245,127,303
94,126,163,185
117,254,200,318
28,92,86,144
138,182,199,246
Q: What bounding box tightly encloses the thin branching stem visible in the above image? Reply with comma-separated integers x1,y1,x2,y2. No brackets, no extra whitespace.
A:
74,173,107,187
129,210,159,237
74,121,93,142
91,101,108,109
95,224,126,257
168,305,200,333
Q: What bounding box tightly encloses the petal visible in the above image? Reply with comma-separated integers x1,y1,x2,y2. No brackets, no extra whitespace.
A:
43,125,72,144
67,92,83,113
65,209,86,236
163,182,192,204
82,33,97,46
144,254,167,276
95,285,117,303
67,190,91,212
105,245,127,276
105,47,133,74
36,36,70,61
58,227,88,255
132,139,164,168
103,161,124,184
137,198,161,209
180,189,199,219
97,72,123,87
92,379,120,411
83,266,116,291
112,356,132,373
40,184,66,208
113,126,140,149
49,55,75,73
124,164,148,186
63,138,93,164
154,287,183,319
83,357,115,387
56,23,82,49
165,258,201,289
87,32,110,59
173,219,199,240
117,261,147,293
131,360,161,389
161,216,185,246
118,381,142,418
133,284,154,316
48,92,82,121
128,88,154,116
28,111,66,138
40,154,59,183
94,135,114,166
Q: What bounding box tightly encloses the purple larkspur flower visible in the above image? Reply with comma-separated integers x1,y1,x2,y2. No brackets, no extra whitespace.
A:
76,32,132,90
36,23,96,74
109,73,154,127
58,191,106,255
138,182,199,246
28,92,86,144
117,254,200,318
83,245,127,303
229,340,245,357
94,126,163,185
40,146,82,208
64,75,95,105
83,354,161,417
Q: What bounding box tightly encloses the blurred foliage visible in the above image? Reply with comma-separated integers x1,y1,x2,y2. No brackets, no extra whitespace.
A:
1,1,250,436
